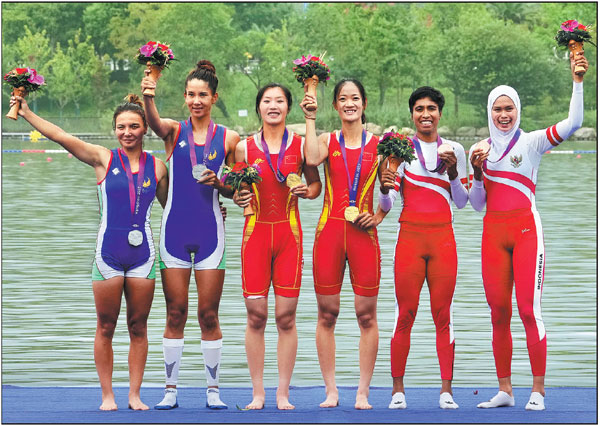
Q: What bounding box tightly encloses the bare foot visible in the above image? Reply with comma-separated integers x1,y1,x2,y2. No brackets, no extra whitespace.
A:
245,396,265,410
320,388,339,408
277,395,295,410
355,393,372,410
128,396,149,410
99,396,117,411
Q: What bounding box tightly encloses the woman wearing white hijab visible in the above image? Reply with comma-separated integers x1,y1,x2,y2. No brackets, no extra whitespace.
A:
468,51,588,411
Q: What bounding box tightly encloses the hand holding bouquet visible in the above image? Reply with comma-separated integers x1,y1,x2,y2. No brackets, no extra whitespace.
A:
222,162,262,216
377,132,416,172
555,20,595,75
4,67,45,120
293,53,331,111
136,41,175,96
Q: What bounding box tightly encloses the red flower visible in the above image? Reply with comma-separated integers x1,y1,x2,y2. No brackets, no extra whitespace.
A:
158,43,169,51
15,68,28,75
310,56,319,61
232,162,246,172
577,24,587,31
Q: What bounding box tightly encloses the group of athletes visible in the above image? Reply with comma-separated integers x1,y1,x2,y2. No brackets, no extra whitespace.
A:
10,50,587,412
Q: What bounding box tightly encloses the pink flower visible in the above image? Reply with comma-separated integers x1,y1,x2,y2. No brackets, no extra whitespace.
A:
140,43,158,57
166,49,174,59
26,68,44,85
293,55,311,66
560,20,579,32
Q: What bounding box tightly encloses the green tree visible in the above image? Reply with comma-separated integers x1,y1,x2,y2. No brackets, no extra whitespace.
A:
46,31,110,117
82,3,129,57
1,3,87,48
428,5,561,120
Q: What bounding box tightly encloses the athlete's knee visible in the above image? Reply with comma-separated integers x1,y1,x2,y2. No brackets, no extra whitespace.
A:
394,308,418,333
517,304,538,327
166,304,188,329
97,314,118,339
127,316,148,339
431,305,451,330
355,309,377,330
490,304,512,328
198,308,219,332
317,308,339,329
275,309,296,333
247,309,268,331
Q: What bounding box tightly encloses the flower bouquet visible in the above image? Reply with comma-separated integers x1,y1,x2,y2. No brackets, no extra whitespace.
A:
4,67,45,120
377,132,416,172
293,52,331,111
555,20,595,75
222,162,262,216
136,41,175,96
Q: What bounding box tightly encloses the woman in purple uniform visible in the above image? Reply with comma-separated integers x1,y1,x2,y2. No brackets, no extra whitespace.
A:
142,60,240,409
10,94,168,411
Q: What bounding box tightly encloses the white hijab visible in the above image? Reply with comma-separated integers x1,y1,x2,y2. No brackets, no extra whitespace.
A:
487,85,521,156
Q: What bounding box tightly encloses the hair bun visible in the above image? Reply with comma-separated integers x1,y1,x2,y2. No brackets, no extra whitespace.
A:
196,60,216,74
124,93,143,108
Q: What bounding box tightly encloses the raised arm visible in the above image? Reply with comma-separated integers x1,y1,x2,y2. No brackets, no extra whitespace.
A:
12,95,109,174
300,93,328,166
531,51,587,153
141,70,179,153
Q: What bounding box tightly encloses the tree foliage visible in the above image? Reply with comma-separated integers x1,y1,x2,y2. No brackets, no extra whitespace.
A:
1,2,596,129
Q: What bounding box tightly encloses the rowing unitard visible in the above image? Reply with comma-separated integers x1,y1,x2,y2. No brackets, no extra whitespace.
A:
93,149,158,280
468,81,583,378
382,138,468,380
159,119,227,270
241,130,304,298
313,131,381,297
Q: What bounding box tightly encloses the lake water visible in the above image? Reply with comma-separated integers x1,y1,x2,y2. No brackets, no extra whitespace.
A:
1,138,596,389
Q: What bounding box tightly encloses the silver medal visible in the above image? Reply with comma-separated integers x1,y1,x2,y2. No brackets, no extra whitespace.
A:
128,230,143,247
192,163,207,180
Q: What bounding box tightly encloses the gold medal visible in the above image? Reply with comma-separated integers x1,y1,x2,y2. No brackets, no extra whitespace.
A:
344,206,360,222
286,173,302,188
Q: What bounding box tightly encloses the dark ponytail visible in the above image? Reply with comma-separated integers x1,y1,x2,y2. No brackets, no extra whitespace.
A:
185,60,218,94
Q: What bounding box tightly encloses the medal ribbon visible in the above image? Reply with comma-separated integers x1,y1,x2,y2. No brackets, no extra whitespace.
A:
119,148,146,227
338,130,367,207
412,134,446,173
260,128,289,183
486,128,521,164
187,118,215,170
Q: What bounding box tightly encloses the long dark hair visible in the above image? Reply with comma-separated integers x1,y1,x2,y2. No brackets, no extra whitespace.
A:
255,83,293,118
332,78,367,124
185,60,218,95
112,94,146,130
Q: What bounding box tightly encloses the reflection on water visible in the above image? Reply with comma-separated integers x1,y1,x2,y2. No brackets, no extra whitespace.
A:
2,139,596,387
